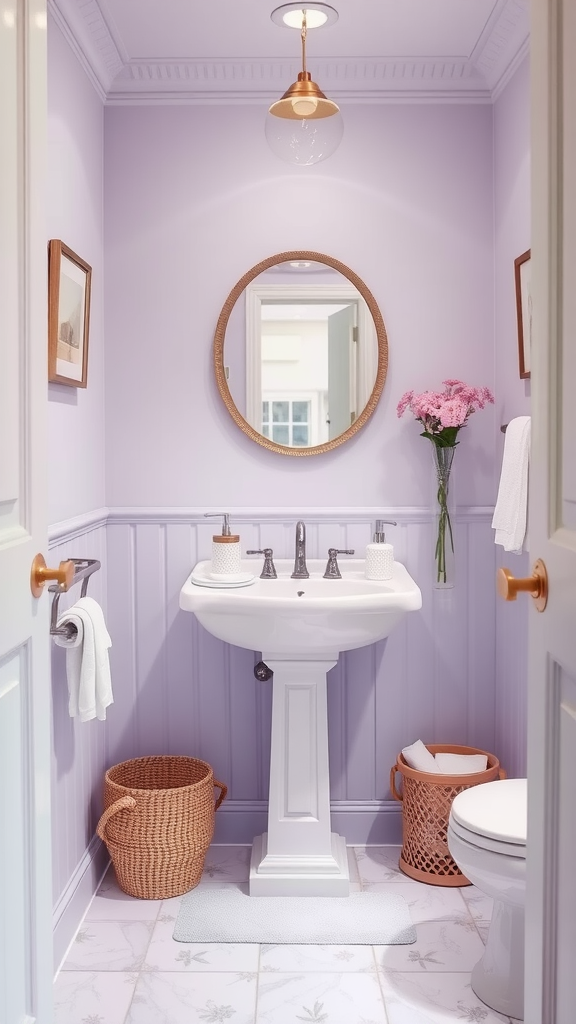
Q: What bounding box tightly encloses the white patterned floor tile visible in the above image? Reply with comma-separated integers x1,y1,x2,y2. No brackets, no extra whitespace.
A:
201,845,251,881
354,846,408,885
362,880,470,924
374,915,484,973
459,886,493,944
85,867,162,922
62,920,154,971
379,970,511,1023
255,971,387,1024
145,909,259,971
126,970,257,1024
53,970,137,1024
259,943,376,974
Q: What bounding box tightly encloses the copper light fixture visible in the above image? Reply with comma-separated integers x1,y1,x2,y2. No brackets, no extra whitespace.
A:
266,6,343,165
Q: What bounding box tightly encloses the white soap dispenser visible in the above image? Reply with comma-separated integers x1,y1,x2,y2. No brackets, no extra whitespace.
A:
204,512,242,577
365,519,397,580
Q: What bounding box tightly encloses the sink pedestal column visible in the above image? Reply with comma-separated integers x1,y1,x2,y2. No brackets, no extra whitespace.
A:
249,654,350,896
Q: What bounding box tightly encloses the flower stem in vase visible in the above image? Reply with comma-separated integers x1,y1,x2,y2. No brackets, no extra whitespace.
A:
432,445,455,588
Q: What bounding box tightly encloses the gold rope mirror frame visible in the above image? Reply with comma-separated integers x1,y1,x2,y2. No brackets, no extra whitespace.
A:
213,251,389,456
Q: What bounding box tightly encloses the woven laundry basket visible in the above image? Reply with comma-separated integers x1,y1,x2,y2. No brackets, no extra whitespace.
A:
96,755,227,899
390,744,505,886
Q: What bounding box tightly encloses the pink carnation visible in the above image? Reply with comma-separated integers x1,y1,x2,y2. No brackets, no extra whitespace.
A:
396,391,414,417
438,397,468,427
397,379,494,436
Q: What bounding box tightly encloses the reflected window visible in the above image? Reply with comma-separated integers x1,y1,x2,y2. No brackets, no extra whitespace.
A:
262,398,310,447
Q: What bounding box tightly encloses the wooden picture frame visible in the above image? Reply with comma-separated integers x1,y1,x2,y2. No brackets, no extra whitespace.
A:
514,248,531,380
48,240,92,387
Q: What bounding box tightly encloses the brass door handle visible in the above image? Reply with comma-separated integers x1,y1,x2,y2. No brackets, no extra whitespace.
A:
30,553,75,598
496,558,548,612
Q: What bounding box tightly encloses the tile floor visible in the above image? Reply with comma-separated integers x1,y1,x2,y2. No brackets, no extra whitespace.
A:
54,845,520,1024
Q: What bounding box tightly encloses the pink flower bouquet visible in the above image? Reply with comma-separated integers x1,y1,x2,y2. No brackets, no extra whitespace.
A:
397,380,494,584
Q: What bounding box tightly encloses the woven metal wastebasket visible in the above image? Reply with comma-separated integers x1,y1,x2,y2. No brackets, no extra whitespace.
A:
390,744,505,886
96,755,227,899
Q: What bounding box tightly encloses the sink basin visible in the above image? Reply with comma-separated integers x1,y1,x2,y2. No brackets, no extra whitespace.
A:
180,558,421,657
180,555,421,897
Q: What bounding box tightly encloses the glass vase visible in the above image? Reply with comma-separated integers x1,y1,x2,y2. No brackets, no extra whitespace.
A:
431,444,456,588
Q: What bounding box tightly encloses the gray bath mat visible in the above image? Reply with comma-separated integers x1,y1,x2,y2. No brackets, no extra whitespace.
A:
173,887,416,945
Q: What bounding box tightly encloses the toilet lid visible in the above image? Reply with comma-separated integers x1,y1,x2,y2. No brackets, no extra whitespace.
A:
449,778,527,846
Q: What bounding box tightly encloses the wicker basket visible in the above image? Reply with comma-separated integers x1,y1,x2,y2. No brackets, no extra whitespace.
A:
390,744,505,886
96,755,227,899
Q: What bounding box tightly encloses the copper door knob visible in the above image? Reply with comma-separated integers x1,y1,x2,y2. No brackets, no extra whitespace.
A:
496,558,548,612
30,553,75,598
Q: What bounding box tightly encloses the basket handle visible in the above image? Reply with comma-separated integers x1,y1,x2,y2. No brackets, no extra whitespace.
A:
214,779,227,811
389,765,403,802
96,795,136,842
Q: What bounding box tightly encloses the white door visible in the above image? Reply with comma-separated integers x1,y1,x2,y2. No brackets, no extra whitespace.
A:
0,3,53,1022
524,1,576,1020
327,304,355,439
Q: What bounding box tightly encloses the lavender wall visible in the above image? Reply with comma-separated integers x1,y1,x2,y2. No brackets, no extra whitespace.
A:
493,57,531,778
47,16,110,966
47,14,106,525
103,103,497,509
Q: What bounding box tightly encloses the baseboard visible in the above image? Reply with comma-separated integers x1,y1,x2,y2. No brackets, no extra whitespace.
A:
52,835,109,974
213,800,402,846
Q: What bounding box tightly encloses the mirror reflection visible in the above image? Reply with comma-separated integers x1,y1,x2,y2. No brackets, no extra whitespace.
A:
224,260,380,449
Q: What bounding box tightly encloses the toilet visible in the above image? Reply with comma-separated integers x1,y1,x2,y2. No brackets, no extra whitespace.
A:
447,777,527,1021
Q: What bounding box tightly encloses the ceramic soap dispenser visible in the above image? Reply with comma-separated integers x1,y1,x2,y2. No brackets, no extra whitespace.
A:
365,519,397,580
204,512,241,577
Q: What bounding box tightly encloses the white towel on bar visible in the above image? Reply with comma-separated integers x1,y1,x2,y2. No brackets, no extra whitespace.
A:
492,416,531,553
54,597,113,722
435,752,488,774
401,739,441,773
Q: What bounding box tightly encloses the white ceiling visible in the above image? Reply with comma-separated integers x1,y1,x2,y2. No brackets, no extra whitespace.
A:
48,0,529,103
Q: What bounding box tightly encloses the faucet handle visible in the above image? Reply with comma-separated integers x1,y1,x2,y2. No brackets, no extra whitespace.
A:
323,548,355,579
246,548,277,579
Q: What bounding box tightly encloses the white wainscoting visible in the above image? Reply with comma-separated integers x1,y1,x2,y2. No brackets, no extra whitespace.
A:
105,507,500,844
48,506,529,964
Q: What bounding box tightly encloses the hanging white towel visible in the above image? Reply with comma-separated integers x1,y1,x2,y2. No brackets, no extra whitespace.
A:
492,415,531,553
54,597,113,722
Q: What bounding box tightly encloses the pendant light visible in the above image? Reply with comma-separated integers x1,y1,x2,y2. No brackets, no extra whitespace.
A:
265,6,343,166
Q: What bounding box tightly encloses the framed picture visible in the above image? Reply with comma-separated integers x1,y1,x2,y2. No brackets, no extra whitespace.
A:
514,248,531,380
48,240,92,387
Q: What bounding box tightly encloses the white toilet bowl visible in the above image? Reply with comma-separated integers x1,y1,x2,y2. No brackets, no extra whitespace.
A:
447,778,527,1021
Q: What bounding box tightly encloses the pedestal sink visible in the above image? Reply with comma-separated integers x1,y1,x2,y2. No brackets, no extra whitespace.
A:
180,558,421,895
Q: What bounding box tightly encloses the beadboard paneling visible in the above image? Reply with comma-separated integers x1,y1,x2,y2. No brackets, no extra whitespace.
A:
105,508,502,840
49,524,108,912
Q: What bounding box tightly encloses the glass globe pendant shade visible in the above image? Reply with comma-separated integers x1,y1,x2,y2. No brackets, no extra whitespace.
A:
265,107,343,165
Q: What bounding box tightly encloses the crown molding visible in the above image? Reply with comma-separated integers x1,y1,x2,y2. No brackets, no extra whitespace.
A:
106,57,492,104
49,0,529,105
472,0,529,92
48,0,123,98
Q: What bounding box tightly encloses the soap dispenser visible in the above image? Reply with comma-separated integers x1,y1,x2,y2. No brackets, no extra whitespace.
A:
204,512,241,576
365,519,397,580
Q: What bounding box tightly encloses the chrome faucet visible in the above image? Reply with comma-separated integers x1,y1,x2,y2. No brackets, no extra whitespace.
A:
291,520,309,579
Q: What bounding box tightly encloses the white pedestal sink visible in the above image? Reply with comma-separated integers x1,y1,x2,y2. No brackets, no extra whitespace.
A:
180,558,421,895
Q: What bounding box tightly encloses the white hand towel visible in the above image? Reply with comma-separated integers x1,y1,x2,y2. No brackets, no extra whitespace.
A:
54,597,113,722
401,739,441,774
435,752,487,774
492,416,531,553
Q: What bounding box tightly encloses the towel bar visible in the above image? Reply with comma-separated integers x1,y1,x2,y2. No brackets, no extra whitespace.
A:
49,558,101,640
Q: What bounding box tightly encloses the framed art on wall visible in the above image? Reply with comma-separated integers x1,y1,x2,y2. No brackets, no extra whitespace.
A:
48,240,92,387
514,248,531,380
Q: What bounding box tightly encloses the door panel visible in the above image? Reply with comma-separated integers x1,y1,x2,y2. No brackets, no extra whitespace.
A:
526,0,576,1019
0,2,52,1021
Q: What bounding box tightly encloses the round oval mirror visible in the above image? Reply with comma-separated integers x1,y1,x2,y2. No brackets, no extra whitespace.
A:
214,251,389,456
